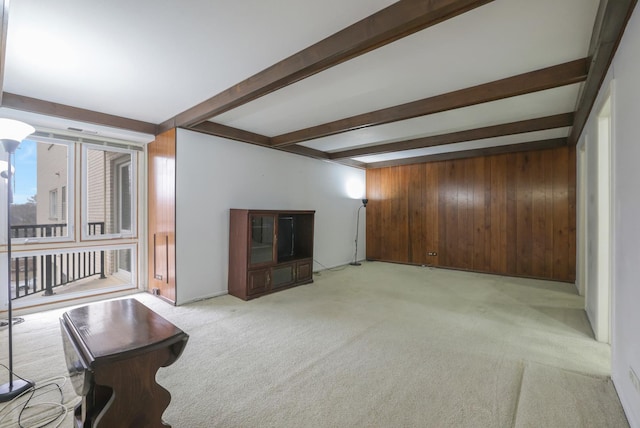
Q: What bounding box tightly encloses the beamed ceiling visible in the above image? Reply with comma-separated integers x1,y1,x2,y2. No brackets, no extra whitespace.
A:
0,0,637,168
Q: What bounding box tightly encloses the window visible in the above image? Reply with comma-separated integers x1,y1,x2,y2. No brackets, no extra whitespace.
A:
116,159,132,234
49,189,58,220
8,132,142,308
83,145,137,239
10,138,73,241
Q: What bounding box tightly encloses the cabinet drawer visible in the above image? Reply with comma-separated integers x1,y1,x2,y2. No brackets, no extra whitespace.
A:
297,260,312,282
247,269,270,295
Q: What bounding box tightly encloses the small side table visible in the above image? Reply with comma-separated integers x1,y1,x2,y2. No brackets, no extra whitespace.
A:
60,298,188,428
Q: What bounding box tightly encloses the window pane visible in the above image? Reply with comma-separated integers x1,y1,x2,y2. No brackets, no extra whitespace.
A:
8,247,135,301
61,186,67,221
117,248,132,273
119,163,131,232
86,148,134,236
49,189,57,219
10,140,70,239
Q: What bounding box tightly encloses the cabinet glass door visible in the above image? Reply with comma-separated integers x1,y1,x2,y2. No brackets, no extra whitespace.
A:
272,263,295,289
249,215,275,265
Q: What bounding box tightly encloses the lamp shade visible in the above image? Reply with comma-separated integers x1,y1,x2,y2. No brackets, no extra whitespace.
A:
0,118,35,145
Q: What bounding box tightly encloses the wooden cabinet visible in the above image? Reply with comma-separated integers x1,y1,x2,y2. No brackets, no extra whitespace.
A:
147,129,177,303
229,209,314,300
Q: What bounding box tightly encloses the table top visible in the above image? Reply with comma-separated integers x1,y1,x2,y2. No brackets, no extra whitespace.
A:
61,298,188,366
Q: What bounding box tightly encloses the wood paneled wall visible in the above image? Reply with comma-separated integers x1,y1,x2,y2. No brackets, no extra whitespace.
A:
148,128,177,303
365,146,576,282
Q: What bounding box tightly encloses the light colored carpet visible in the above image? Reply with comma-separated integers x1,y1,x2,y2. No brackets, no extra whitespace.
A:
0,262,629,427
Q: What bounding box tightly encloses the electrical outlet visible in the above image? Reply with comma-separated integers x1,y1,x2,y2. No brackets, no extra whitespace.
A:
630,367,640,394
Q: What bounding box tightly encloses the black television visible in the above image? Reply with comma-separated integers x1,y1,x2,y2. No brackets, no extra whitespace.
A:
278,216,295,259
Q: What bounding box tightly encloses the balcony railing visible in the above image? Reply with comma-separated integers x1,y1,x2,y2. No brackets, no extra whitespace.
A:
9,222,106,300
11,223,67,239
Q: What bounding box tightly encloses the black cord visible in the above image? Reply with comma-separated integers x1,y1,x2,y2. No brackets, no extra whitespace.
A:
0,362,29,384
0,370,67,428
313,259,347,272
16,382,64,428
0,317,25,328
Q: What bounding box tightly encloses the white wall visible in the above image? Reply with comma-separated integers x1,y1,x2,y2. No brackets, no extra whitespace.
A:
174,128,366,305
579,78,613,343
580,7,640,425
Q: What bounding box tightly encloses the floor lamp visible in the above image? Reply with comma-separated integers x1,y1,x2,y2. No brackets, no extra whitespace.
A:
349,198,368,266
0,118,35,402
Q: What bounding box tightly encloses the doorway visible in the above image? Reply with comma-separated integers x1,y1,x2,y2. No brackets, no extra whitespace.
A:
595,95,612,344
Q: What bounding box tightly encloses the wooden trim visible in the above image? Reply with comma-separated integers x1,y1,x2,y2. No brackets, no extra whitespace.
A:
328,158,367,169
190,121,271,146
1,93,157,135
278,144,330,160
188,122,330,159
330,112,574,159
158,0,495,133
280,146,364,169
366,138,567,168
272,59,588,146
185,122,366,167
569,0,638,144
0,0,9,104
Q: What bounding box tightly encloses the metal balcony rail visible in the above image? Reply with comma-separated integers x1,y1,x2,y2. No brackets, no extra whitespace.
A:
9,222,106,300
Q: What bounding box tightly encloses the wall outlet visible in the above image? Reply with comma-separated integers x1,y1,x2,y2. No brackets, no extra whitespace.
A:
630,367,640,394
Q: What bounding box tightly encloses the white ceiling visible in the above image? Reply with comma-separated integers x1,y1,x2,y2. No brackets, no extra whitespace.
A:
2,0,601,166
4,0,395,124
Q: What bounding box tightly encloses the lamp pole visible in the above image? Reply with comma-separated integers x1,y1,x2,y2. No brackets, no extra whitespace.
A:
0,119,35,402
349,198,368,266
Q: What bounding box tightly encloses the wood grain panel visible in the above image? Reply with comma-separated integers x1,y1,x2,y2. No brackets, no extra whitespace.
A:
366,146,576,282
530,150,546,276
407,164,425,264
147,128,177,303
567,146,577,280
365,169,382,260
425,163,440,266
489,155,507,273
515,152,533,277
473,157,487,271
552,147,571,280
505,154,518,276
542,149,556,278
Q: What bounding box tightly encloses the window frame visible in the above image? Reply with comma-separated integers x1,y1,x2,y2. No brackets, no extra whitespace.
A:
81,143,138,241
11,137,75,245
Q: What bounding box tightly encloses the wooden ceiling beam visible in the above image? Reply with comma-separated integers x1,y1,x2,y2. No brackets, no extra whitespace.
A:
1,92,157,135
365,138,567,169
158,0,495,133
279,144,331,161
272,59,588,147
190,121,271,146
330,112,574,159
187,121,333,162
569,0,638,144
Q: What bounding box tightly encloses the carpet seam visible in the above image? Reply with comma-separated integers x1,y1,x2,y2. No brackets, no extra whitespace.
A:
510,360,527,428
